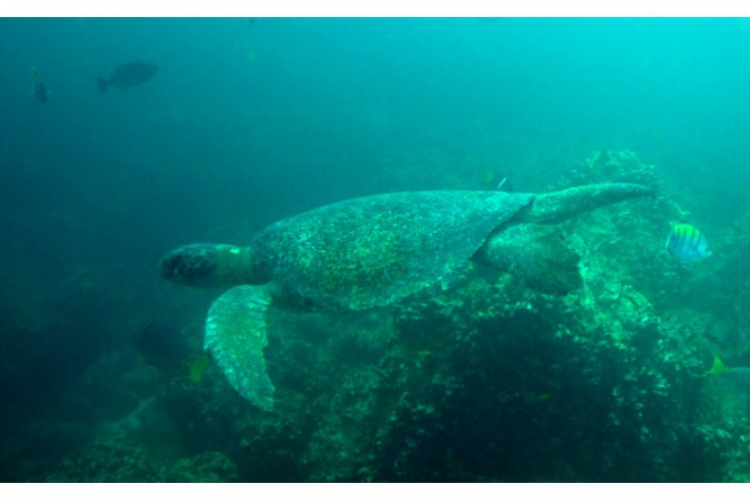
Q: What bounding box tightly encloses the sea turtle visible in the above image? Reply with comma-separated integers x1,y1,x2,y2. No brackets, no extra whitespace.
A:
160,183,653,411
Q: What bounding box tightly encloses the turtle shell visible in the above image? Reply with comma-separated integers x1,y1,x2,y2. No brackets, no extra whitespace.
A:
251,190,533,312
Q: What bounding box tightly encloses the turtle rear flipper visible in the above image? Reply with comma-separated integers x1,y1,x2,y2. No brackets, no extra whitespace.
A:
204,285,275,411
475,223,582,295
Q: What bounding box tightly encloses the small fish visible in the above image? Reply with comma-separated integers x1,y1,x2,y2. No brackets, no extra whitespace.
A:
188,354,211,382
709,356,732,376
525,392,552,404
133,319,189,373
97,60,158,93
31,67,46,103
482,170,514,191
666,224,711,264
708,356,750,404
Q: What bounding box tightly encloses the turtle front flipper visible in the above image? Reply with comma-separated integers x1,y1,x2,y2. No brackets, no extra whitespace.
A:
204,285,275,411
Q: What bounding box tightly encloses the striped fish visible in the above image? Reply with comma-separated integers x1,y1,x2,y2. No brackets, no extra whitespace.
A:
666,224,711,264
32,67,46,103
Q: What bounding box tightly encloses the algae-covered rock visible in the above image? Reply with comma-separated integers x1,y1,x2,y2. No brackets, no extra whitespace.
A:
40,439,237,482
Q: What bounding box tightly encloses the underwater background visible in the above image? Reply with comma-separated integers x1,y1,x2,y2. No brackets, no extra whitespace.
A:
3,17,750,481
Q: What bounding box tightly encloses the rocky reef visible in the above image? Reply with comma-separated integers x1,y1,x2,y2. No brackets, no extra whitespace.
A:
8,149,750,482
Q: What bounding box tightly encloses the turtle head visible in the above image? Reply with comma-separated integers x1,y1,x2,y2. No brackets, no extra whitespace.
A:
160,243,264,288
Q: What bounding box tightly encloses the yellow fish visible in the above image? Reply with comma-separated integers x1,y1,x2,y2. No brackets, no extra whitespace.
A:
188,354,211,382
708,356,730,376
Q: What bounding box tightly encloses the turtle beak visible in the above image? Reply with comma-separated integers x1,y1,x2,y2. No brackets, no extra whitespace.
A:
159,244,219,286
159,249,186,281
159,252,180,280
